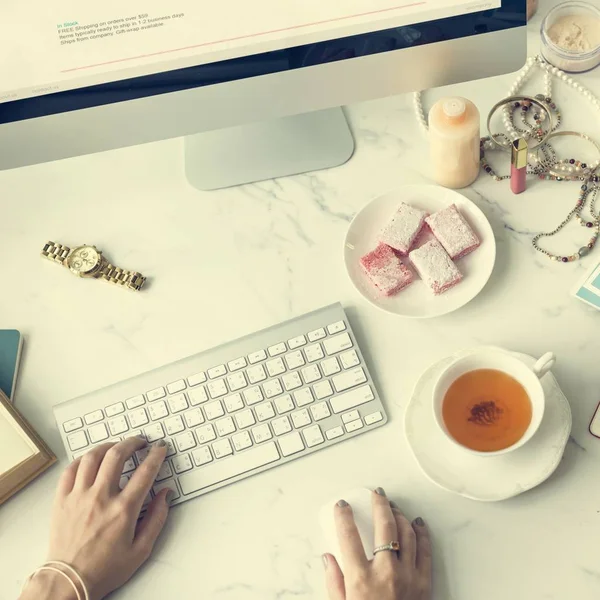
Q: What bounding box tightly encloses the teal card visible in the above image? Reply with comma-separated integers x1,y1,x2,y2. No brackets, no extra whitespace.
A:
573,263,600,310
0,330,23,401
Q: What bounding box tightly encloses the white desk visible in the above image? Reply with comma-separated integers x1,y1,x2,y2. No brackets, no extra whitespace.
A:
2,6,600,599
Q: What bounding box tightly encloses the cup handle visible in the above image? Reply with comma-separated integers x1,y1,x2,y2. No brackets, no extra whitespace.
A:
533,352,556,379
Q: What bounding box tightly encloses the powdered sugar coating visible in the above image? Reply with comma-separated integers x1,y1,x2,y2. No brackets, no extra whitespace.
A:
380,203,428,255
409,239,463,295
426,204,480,260
361,244,414,296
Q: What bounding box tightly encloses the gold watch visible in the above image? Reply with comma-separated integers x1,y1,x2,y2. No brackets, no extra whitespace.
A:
41,241,146,291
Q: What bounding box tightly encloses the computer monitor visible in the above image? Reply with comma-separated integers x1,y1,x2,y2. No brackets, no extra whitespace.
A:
0,1,526,189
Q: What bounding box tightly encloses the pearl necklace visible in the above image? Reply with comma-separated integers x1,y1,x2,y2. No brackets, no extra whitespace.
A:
413,54,600,263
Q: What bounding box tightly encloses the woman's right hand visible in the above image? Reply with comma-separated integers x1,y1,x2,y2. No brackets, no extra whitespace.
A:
323,488,432,600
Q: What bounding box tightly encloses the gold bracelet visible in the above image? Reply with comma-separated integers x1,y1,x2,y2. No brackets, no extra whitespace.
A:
22,561,89,600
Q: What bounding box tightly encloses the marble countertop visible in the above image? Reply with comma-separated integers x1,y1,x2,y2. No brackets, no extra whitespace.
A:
1,5,600,599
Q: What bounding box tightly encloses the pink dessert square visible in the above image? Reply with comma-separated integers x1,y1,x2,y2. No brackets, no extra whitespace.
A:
380,203,428,255
426,204,480,260
361,244,414,296
409,239,463,295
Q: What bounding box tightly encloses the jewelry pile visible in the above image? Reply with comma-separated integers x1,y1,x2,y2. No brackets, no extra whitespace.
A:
414,55,600,263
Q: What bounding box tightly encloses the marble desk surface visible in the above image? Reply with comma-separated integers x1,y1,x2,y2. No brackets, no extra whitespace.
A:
1,6,600,599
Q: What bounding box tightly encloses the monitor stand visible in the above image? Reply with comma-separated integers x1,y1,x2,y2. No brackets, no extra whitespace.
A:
184,107,354,191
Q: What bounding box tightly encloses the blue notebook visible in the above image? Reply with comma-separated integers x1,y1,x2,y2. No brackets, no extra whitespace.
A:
0,330,23,402
572,262,600,310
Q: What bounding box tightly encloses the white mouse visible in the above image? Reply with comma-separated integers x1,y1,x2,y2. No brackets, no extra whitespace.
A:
319,487,375,567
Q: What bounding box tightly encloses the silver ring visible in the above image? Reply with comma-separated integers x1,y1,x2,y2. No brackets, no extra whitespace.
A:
373,541,401,557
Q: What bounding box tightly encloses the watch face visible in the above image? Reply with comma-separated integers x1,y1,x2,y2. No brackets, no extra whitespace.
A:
67,246,100,275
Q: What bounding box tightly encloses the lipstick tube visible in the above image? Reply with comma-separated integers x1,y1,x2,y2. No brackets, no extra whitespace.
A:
511,138,528,194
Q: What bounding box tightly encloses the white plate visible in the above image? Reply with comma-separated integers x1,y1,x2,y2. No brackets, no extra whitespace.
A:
344,185,496,318
404,347,572,502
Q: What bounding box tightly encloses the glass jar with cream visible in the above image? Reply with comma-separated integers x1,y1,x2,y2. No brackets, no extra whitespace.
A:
541,1,600,72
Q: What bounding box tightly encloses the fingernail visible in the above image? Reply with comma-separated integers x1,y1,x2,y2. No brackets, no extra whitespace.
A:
166,490,175,505
321,554,328,569
337,499,348,507
414,517,425,527
390,501,399,509
155,440,167,448
375,487,386,497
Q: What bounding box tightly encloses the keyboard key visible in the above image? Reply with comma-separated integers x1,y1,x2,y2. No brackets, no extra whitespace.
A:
255,402,275,422
301,365,321,384
184,408,205,428
325,426,344,440
68,431,88,451
63,418,83,433
208,365,227,379
205,400,225,420
330,385,374,414
321,357,341,377
294,388,314,407
279,432,305,457
235,409,256,430
89,423,109,444
227,372,247,392
122,456,136,474
266,358,286,377
174,431,197,452
156,461,174,482
144,423,165,442
248,350,267,364
263,379,283,399
310,401,331,422
365,411,383,425
282,372,302,391
153,479,180,501
288,335,307,349
271,416,292,436
149,401,169,421
216,416,236,437
303,425,325,448
224,393,244,413
342,410,361,424
284,351,305,371
275,394,295,414
195,424,217,444
252,423,273,444
135,447,151,463
232,431,252,451
192,446,213,467
324,333,353,356
168,393,189,414
291,409,311,429
247,365,267,385
119,475,129,490
212,438,233,459
167,380,186,394
106,402,125,417
332,367,367,393
126,395,145,410
305,343,325,363
188,387,209,406
345,419,364,433
308,328,326,342
147,387,166,402
187,372,207,387
228,357,247,372
172,453,193,474
208,380,228,399
313,380,333,400
108,416,129,436
164,438,177,457
268,343,287,357
84,410,104,425
340,350,360,370
327,321,346,335
179,442,280,495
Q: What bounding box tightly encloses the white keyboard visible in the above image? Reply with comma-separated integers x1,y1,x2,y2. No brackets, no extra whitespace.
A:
54,303,388,507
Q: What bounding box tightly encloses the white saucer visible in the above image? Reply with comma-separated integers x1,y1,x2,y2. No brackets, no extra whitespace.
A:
404,347,572,502
344,185,496,318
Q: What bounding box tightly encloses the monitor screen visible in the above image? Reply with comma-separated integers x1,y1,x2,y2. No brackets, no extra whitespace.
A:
1,0,522,123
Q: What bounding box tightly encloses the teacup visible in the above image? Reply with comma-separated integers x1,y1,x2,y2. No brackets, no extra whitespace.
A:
433,348,555,456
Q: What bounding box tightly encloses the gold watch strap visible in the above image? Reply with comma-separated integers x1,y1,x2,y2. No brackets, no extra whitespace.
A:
100,262,146,291
41,241,71,264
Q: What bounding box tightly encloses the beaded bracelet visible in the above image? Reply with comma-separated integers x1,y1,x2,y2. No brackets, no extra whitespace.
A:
22,561,90,600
